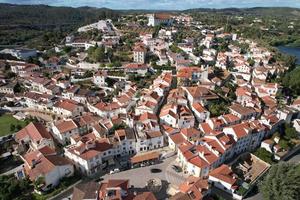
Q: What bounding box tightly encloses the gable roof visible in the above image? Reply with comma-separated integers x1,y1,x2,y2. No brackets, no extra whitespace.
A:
72,181,99,200
16,122,52,143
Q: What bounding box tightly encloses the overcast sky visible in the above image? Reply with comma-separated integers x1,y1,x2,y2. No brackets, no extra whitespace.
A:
1,0,300,10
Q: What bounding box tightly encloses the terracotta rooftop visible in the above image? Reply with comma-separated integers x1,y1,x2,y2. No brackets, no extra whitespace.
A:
16,122,52,143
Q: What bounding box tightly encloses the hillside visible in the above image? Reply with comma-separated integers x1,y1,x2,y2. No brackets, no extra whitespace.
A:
0,3,120,48
0,4,299,48
0,4,119,26
183,7,300,18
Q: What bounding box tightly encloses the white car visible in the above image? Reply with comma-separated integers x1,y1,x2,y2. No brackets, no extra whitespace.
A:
110,168,120,174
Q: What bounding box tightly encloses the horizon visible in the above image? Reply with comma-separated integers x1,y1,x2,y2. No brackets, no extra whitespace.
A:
1,0,300,10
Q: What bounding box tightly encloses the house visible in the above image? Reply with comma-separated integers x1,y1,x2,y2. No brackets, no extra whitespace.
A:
53,99,84,118
291,98,300,111
21,147,74,191
28,76,54,94
133,192,157,200
124,63,149,76
177,142,220,177
64,133,113,176
51,119,79,145
260,139,274,153
167,88,187,106
293,119,300,133
133,43,147,63
160,103,178,128
88,101,121,118
72,181,99,200
148,13,174,26
173,176,210,200
191,102,210,122
255,83,279,98
223,121,266,154
15,122,55,151
168,132,186,151
208,164,238,195
184,86,218,105
135,130,164,153
180,127,201,142
177,67,208,86
235,86,253,106
229,103,260,120
98,179,131,200
93,71,107,87
114,128,137,155
177,105,195,129
0,82,16,94
23,91,54,112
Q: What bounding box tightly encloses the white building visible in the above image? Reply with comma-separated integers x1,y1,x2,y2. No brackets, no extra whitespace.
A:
133,43,147,64
51,119,79,145
22,147,74,191
148,13,174,26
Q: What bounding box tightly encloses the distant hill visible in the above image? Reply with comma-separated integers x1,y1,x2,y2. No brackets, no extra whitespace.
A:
183,7,300,18
0,3,119,26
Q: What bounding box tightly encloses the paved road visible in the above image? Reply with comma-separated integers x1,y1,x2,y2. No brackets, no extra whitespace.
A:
52,154,186,200
287,151,300,163
102,155,185,188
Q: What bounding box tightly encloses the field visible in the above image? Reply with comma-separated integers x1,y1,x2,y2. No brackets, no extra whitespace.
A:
0,114,27,136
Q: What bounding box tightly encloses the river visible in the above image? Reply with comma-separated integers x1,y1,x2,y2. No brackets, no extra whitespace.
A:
277,46,300,65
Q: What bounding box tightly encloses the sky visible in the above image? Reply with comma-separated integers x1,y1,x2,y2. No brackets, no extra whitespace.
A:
1,0,300,10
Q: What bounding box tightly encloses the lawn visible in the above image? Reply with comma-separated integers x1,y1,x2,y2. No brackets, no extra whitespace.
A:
0,114,27,136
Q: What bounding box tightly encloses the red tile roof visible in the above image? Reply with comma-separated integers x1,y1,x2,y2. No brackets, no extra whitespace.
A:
209,164,237,187
55,119,78,134
16,122,52,143
133,192,157,200
170,133,186,145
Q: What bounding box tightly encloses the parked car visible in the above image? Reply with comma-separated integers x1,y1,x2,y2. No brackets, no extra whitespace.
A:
172,165,182,173
110,168,120,174
150,168,162,173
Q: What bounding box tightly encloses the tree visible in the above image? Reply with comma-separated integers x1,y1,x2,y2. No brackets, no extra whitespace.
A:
34,176,45,191
10,124,16,132
259,163,300,200
13,83,23,93
63,46,72,54
253,148,274,164
16,124,22,131
282,68,300,95
93,46,105,62
106,48,114,61
0,175,32,200
284,124,298,140
208,102,229,117
83,70,93,78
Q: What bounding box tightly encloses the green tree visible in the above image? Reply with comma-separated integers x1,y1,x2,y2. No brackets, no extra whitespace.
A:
0,175,32,200
208,102,229,117
34,176,45,191
253,148,274,164
282,68,300,95
259,163,300,200
284,124,298,140
13,83,23,93
10,124,16,132
92,46,105,62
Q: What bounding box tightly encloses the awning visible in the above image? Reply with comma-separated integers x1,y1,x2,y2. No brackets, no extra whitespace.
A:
131,151,160,164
